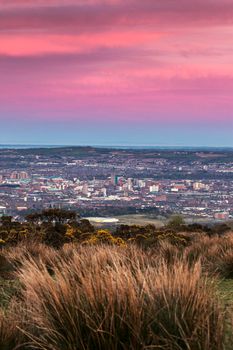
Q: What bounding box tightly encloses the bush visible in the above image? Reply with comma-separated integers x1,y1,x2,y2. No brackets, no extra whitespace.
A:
167,215,185,230
83,229,126,246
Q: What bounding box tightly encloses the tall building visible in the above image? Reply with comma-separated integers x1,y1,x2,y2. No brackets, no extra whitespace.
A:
10,171,29,180
149,185,159,193
82,183,89,196
10,171,19,180
19,171,29,179
127,178,133,191
111,174,119,186
102,188,107,197
193,182,207,190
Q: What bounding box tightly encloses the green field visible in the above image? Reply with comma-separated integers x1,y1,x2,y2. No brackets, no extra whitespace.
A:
115,214,166,226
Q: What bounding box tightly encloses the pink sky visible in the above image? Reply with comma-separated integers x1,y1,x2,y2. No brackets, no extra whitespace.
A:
0,0,232,145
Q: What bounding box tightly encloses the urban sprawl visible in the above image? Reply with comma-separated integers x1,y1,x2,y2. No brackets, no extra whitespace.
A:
0,147,232,221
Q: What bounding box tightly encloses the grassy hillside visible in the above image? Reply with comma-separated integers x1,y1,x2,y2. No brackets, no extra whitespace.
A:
0,211,233,349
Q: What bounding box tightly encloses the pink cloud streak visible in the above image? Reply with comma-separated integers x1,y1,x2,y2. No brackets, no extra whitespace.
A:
0,0,232,127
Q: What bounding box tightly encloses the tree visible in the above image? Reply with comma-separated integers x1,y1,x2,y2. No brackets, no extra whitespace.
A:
167,215,185,230
26,209,78,225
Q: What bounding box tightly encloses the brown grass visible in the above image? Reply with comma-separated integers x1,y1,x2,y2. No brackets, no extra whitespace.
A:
1,234,233,349
2,242,58,269
0,303,27,350
14,245,225,350
184,235,233,278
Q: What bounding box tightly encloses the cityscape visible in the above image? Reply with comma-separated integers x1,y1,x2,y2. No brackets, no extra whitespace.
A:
0,146,232,221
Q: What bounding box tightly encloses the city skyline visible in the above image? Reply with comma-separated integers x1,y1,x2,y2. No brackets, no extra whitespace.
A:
1,147,233,220
0,1,233,146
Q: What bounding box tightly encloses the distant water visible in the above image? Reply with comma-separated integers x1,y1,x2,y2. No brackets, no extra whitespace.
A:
0,144,232,151
0,144,61,149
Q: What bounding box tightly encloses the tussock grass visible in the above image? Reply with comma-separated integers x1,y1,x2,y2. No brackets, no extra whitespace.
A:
15,246,225,350
1,234,233,349
184,235,233,278
3,242,58,269
0,254,14,280
0,303,27,350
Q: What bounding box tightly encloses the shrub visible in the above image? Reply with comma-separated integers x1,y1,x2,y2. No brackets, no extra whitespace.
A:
167,215,185,230
83,229,126,246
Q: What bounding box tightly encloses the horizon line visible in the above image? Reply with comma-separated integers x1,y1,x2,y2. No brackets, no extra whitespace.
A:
0,143,233,150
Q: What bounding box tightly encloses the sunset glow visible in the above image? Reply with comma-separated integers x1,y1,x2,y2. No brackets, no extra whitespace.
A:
0,0,232,145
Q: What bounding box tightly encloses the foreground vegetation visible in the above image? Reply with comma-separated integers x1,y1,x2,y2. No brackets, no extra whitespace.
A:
0,210,233,349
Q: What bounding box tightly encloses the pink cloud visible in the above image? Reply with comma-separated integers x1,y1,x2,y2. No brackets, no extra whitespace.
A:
0,31,163,56
0,0,233,35
0,0,232,129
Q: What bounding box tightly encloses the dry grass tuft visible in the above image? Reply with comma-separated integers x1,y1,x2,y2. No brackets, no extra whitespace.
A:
16,245,225,350
3,242,58,268
184,234,233,278
1,234,233,349
0,302,27,350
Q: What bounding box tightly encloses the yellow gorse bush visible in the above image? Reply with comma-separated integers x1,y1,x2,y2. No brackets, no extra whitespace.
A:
0,239,5,245
65,225,76,238
83,229,127,246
